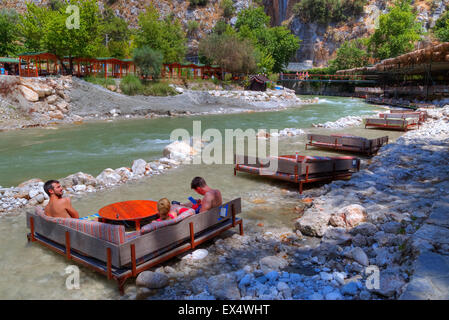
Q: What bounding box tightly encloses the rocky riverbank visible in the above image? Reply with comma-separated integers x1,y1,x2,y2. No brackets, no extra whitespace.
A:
0,75,318,132
128,105,449,300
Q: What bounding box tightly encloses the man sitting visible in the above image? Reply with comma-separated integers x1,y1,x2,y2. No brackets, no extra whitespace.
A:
43,180,79,219
183,177,222,213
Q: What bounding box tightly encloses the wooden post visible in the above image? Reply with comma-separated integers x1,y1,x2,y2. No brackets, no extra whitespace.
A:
189,222,195,249
131,244,137,277
107,248,112,280
232,204,236,227
65,231,71,259
29,217,36,242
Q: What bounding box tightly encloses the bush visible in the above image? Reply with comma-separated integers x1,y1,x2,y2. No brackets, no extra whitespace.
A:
119,74,143,95
433,10,449,42
221,0,235,18
143,82,178,96
187,20,200,35
133,46,163,79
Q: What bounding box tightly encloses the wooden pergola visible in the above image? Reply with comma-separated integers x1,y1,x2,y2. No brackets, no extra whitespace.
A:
18,52,60,77
18,52,137,78
0,57,21,75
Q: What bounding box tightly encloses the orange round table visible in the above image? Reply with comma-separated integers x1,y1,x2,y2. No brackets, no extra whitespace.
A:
98,200,159,231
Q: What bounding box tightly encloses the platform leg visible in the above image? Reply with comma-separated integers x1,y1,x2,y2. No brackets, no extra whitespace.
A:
107,248,112,280
299,182,303,194
239,221,244,236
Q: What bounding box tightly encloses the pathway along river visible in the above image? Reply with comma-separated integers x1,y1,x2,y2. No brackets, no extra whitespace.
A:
0,97,404,299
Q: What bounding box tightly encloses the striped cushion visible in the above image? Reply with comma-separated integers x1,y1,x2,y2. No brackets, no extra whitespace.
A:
34,207,126,245
140,210,195,235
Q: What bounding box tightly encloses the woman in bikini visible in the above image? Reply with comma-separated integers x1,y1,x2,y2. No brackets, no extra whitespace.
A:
156,198,194,221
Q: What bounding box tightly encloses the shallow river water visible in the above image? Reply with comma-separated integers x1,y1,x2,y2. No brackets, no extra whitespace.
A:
0,97,405,299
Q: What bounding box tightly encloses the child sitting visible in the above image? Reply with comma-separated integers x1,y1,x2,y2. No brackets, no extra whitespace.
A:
156,198,194,221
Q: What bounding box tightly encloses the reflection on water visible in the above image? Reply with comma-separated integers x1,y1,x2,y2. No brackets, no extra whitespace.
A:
0,97,403,299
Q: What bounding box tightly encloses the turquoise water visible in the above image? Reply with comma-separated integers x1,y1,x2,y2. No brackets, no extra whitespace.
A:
0,96,407,299
0,97,379,187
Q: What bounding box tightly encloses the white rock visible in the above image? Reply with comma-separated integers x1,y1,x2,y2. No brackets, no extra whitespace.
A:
191,249,208,260
131,159,147,176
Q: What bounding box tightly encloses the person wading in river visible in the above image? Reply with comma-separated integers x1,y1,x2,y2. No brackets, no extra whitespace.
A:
183,177,222,213
43,180,79,219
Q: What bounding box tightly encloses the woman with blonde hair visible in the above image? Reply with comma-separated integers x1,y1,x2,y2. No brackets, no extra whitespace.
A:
157,198,194,221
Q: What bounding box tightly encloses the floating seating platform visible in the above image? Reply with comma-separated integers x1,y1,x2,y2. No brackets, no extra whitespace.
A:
233,154,360,194
26,198,242,294
305,134,388,155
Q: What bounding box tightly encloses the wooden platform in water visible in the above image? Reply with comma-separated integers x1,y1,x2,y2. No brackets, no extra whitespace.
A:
26,198,242,294
305,134,388,156
233,154,360,194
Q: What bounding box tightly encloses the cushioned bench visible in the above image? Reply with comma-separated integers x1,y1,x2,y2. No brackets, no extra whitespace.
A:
26,198,242,294
306,134,389,155
234,154,360,193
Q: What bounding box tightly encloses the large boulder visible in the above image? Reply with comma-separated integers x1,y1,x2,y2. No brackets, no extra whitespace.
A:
163,140,197,163
60,172,96,188
21,79,52,98
95,168,122,186
115,167,133,182
18,85,39,102
330,204,367,229
131,159,147,176
295,210,331,237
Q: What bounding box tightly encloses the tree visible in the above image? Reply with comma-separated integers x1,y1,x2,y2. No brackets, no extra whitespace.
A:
133,46,163,79
329,39,370,71
368,0,422,60
19,3,49,52
0,9,20,56
41,0,103,73
433,10,449,42
235,8,300,73
199,33,257,75
99,7,131,58
135,5,186,63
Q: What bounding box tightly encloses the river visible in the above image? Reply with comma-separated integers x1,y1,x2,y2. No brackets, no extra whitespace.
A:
0,97,404,299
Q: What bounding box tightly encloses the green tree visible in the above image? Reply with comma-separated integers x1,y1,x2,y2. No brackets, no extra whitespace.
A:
19,3,49,52
235,8,300,73
329,39,370,71
433,10,449,42
42,0,103,73
135,5,186,63
368,0,422,60
199,33,257,75
100,7,131,58
0,9,20,56
133,45,163,79
235,7,270,31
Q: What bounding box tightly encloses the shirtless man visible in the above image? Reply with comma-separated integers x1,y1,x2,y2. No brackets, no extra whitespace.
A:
43,180,79,219
184,177,222,213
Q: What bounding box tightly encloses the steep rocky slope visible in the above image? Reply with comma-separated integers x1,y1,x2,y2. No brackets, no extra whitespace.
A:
1,0,448,67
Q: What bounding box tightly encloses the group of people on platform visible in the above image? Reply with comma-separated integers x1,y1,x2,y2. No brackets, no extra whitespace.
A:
43,176,222,223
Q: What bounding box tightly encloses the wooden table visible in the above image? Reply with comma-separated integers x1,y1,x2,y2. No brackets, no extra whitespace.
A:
98,200,159,231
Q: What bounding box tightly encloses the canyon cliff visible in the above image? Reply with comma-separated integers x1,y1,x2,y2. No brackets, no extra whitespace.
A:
1,0,448,67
